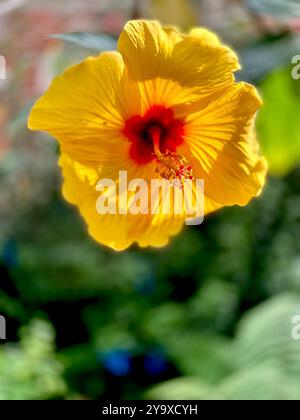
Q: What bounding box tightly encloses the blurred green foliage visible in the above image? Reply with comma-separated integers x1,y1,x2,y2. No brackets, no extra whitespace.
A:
258,67,300,176
2,0,300,401
147,294,300,400
0,320,66,400
2,171,300,399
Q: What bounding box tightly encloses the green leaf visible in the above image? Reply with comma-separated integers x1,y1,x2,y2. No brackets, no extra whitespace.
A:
238,35,300,83
166,333,234,384
145,377,214,400
50,32,117,52
247,0,300,18
206,364,300,400
257,67,300,176
234,293,300,377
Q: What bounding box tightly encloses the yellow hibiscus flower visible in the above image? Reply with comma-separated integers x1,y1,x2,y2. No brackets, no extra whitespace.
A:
28,20,267,251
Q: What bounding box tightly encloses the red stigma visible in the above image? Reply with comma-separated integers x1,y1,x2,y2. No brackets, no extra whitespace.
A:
123,105,185,165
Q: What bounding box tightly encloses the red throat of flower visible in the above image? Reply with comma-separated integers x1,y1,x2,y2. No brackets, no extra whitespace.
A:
123,105,194,185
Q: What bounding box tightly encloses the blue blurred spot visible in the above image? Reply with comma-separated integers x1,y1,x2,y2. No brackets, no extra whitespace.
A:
2,239,18,268
102,349,132,377
144,350,167,376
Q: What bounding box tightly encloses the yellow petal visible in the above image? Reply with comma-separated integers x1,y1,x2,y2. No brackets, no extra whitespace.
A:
59,154,186,251
182,83,267,207
118,20,240,94
28,52,141,167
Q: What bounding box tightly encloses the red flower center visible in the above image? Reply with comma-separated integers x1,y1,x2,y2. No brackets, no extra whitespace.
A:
123,105,185,165
123,105,194,186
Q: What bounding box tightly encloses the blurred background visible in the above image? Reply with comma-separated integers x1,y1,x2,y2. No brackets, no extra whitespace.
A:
1,0,300,400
